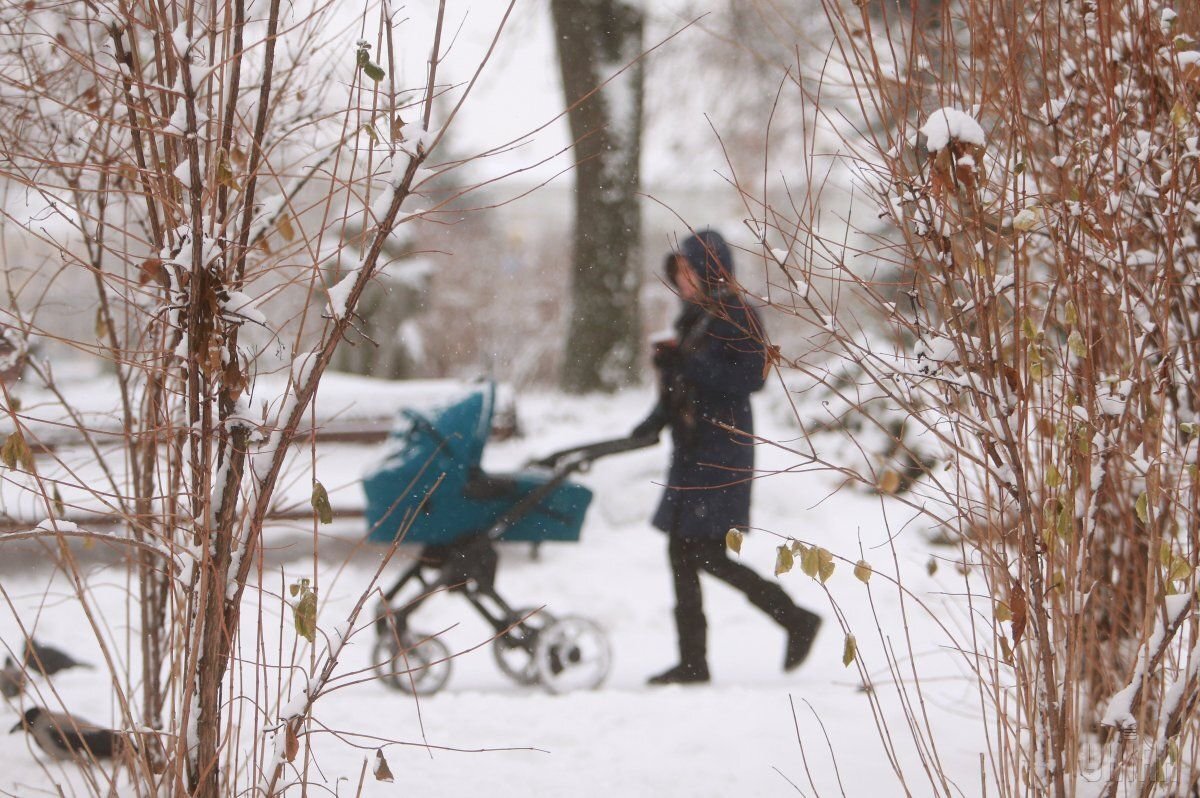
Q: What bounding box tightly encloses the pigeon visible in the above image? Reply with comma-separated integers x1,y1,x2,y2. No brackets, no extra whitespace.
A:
23,639,93,677
0,656,25,698
9,707,129,761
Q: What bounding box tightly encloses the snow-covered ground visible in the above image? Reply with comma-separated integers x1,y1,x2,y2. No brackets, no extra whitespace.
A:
0,375,993,796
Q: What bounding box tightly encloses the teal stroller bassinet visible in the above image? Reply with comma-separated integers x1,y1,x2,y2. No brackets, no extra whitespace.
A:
362,382,655,695
363,383,593,546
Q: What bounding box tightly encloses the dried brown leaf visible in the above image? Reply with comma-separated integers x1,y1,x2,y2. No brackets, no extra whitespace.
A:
284,726,299,763
374,749,394,782
876,469,901,495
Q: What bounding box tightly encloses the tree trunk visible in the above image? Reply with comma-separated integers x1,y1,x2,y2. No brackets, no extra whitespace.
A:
549,0,644,393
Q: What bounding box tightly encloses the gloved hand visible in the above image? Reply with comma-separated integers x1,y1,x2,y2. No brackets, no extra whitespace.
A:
652,340,680,371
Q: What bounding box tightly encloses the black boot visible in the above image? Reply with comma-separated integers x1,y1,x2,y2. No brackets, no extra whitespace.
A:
647,661,710,685
784,608,822,671
649,607,710,685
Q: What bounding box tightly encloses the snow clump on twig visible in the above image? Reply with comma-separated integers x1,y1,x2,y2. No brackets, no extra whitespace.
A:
920,107,986,152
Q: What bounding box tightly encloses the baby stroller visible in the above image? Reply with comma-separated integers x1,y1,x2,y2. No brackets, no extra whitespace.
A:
362,382,654,695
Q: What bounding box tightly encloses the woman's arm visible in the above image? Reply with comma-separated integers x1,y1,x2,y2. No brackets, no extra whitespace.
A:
632,398,669,439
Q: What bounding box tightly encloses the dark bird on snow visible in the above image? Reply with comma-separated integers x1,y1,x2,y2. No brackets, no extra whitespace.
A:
0,656,26,698
9,707,130,761
23,639,93,677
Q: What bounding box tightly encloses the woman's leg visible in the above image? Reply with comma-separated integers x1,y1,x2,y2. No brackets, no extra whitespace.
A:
649,535,710,683
669,534,707,671
688,537,798,622
691,537,821,669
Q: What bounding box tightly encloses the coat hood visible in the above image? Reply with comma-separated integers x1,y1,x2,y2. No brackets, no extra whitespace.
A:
678,230,735,295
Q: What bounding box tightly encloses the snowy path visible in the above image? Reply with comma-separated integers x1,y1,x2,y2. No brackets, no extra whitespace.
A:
0,379,989,796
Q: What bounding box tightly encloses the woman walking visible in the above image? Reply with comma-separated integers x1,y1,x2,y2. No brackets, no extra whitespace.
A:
633,229,821,685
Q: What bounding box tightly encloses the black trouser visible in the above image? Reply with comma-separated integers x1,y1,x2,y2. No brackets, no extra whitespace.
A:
668,534,803,667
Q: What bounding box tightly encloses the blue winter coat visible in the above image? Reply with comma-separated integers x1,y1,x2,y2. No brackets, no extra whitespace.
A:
640,231,768,538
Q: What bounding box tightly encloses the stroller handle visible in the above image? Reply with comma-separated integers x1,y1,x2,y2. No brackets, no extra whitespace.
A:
482,433,658,542
531,433,660,472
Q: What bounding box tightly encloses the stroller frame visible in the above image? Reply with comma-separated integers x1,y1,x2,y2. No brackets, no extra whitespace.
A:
366,389,656,695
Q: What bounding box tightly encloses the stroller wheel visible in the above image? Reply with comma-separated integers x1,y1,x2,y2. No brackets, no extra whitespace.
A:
373,629,452,696
532,616,611,694
492,607,557,686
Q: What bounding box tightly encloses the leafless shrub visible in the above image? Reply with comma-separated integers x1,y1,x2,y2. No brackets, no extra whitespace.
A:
722,0,1200,794
0,0,520,794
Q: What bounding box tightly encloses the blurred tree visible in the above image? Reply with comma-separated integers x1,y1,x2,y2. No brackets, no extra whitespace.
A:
550,0,644,393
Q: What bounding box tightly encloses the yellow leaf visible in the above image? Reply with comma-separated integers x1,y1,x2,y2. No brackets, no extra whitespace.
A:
877,469,901,494
1135,492,1149,525
842,634,857,667
788,539,807,556
1045,464,1060,488
726,529,743,555
311,481,333,525
216,148,238,189
775,545,794,577
1,430,33,471
995,601,1013,623
854,560,872,583
363,60,386,82
1171,101,1191,131
817,547,836,583
1057,505,1073,540
1028,356,1044,381
294,589,317,642
277,213,296,242
1041,524,1057,552
95,308,109,341
801,546,820,578
1068,330,1087,358
1169,556,1191,582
